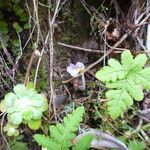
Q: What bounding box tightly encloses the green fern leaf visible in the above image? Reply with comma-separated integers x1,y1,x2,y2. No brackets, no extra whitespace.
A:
96,59,125,82
106,89,133,118
34,134,59,150
134,68,150,89
106,79,143,101
96,50,150,118
73,134,93,150
128,140,146,150
132,53,147,71
121,50,134,70
10,141,28,150
34,106,85,150
49,106,85,150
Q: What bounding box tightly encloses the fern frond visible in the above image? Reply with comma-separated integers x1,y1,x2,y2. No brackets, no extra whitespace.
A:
49,106,85,150
34,106,85,150
73,134,93,150
96,50,150,118
34,134,59,150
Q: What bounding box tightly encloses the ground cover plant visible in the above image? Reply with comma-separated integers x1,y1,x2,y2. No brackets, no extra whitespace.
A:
0,0,150,150
0,84,48,136
96,50,150,119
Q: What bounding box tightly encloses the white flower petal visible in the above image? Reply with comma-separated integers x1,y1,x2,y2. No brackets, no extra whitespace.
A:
76,62,85,68
67,64,75,73
70,70,80,77
67,62,85,77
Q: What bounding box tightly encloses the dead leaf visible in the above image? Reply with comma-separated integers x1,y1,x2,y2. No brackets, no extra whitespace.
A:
74,128,128,150
137,109,150,123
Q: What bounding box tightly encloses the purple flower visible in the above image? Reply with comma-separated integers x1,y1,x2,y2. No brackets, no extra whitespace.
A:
67,62,85,77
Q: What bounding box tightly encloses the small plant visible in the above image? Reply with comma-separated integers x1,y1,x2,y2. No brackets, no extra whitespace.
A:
9,135,28,150
34,106,93,150
128,140,146,150
0,84,48,136
67,62,86,90
96,50,150,119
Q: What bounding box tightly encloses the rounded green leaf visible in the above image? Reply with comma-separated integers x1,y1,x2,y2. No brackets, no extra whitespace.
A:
31,94,44,107
28,119,41,130
5,92,17,107
0,100,7,112
133,54,147,71
13,96,30,111
32,108,42,120
13,84,27,97
22,109,33,122
121,50,134,70
9,112,22,125
3,124,19,136
39,101,48,112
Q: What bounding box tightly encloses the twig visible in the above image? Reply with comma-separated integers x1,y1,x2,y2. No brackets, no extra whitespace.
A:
140,129,150,144
58,42,100,53
33,32,50,87
0,113,10,150
24,52,35,85
80,0,92,16
0,32,14,66
146,0,150,55
62,30,131,84
59,70,72,100
99,30,130,51
83,30,131,74
58,42,124,54
48,0,61,121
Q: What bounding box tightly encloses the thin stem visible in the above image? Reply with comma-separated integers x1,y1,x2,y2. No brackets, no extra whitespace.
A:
81,73,86,91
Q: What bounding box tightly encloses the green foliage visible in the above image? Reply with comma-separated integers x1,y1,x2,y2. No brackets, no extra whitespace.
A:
72,134,93,150
96,50,150,119
128,140,146,150
0,84,48,136
0,20,8,34
13,22,23,33
34,106,92,150
9,135,28,150
13,4,28,21
0,0,30,56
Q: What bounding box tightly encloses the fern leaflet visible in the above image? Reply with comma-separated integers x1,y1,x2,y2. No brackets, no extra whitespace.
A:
72,134,93,150
34,106,85,150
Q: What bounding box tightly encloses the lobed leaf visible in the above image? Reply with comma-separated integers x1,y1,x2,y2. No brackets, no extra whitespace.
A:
34,134,59,150
134,68,150,90
121,50,134,70
132,54,147,71
96,59,125,82
96,50,150,119
106,89,133,119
